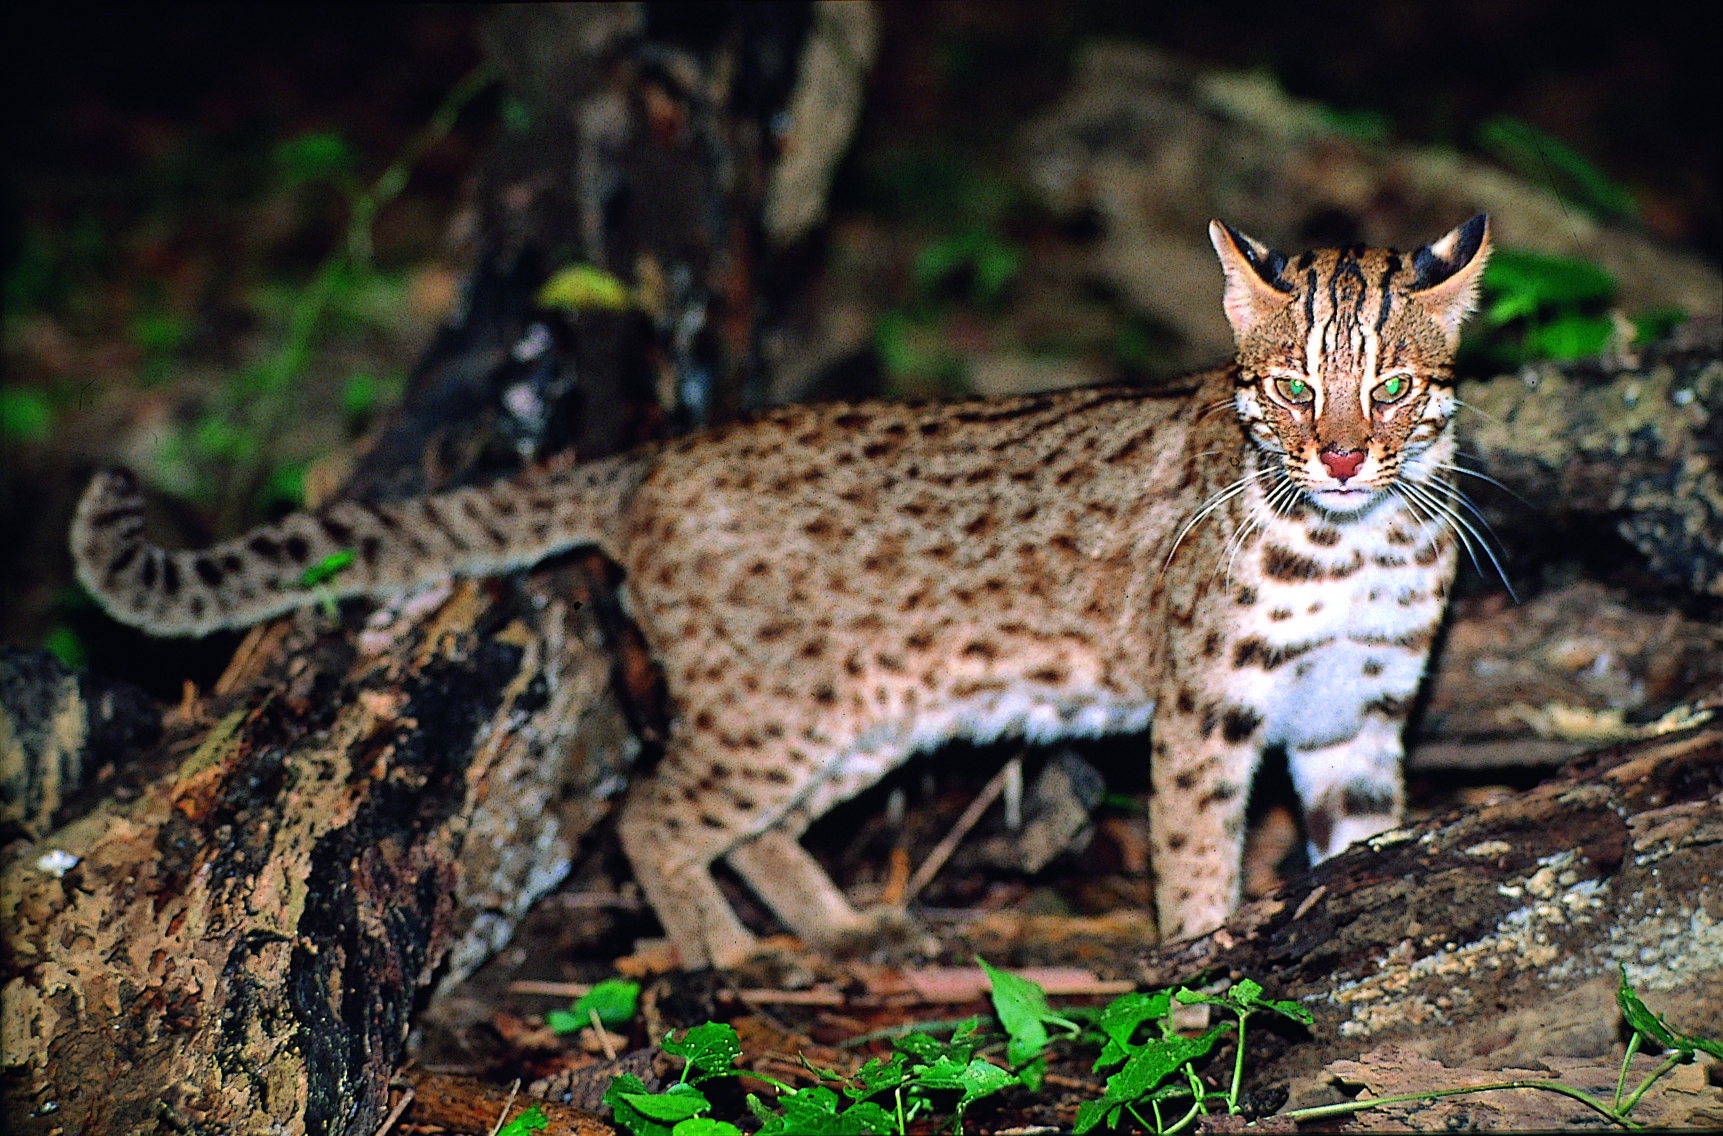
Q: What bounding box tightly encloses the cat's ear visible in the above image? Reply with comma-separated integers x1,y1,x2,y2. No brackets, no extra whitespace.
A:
1209,220,1293,343
1409,214,1491,350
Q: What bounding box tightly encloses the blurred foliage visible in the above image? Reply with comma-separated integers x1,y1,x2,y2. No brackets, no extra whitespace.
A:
912,227,1023,311
1,386,54,444
1460,247,1686,369
1478,116,1639,222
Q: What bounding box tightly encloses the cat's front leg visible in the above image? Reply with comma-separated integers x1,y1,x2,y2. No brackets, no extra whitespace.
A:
1146,694,1262,942
1287,711,1407,864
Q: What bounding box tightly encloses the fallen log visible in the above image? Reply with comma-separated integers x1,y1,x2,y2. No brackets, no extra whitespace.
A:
1139,719,1723,1117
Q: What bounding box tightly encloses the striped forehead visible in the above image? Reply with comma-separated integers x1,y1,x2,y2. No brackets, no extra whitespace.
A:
1290,247,1408,388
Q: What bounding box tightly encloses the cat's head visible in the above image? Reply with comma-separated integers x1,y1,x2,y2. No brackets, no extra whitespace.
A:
1209,215,1490,516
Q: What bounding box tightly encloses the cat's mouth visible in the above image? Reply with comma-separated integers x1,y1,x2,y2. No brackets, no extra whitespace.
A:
1308,486,1379,514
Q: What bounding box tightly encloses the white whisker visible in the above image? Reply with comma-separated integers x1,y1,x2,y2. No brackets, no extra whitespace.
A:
1162,466,1272,573
1393,479,1516,599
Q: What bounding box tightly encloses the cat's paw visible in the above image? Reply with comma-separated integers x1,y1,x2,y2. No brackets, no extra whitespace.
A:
817,906,939,961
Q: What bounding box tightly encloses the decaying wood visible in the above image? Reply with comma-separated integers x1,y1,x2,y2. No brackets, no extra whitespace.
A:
394,1069,617,1135
1138,721,1723,1117
1458,318,1723,599
0,577,628,1132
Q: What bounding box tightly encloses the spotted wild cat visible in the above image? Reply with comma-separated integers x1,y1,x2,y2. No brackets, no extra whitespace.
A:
72,216,1492,966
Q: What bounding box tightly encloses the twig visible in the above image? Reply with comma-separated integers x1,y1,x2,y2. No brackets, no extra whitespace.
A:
372,1084,414,1136
902,754,1022,903
485,1079,522,1136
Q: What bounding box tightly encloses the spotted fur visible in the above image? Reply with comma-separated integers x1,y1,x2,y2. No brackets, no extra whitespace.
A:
71,217,1491,963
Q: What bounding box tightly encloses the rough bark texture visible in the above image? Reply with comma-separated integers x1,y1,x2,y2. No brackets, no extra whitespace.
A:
1,578,629,1133
1458,317,1723,599
1138,721,1723,1114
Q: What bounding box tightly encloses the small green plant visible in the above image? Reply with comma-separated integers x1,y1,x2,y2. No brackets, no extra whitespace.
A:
495,1104,549,1136
0,386,54,444
1075,978,1310,1134
911,227,1022,310
1285,966,1721,1130
604,1022,760,1136
600,964,1716,1134
1465,247,1682,368
547,978,641,1036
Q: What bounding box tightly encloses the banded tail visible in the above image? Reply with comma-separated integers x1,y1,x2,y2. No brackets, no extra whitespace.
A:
71,457,646,637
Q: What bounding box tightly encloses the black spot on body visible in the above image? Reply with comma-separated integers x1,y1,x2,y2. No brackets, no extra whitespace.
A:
1263,545,1324,581
318,516,354,545
1341,780,1396,817
1232,637,1319,670
193,557,223,587
1221,706,1261,744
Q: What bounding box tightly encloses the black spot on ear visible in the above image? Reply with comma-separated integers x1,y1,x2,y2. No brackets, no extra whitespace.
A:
1413,214,1487,289
1220,221,1292,290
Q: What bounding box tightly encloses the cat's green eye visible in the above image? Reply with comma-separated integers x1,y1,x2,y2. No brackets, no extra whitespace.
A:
1373,374,1411,403
1274,376,1314,404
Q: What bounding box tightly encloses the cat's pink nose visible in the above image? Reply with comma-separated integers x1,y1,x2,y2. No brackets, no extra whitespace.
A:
1319,447,1365,482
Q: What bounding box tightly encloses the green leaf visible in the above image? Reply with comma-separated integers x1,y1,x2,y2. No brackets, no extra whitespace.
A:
495,1105,549,1136
951,1056,1016,1107
0,386,53,443
750,1086,894,1135
664,1022,743,1082
1072,1097,1117,1134
1632,308,1687,347
980,958,1056,1066
341,372,382,422
850,1054,910,1099
1224,977,1312,1024
671,1119,743,1136
1084,1022,1229,1127
605,1073,679,1136
1477,116,1637,221
298,549,356,589
275,130,357,187
1617,966,1723,1058
41,626,87,671
1480,250,1616,323
621,1085,712,1123
538,263,636,312
1092,990,1174,1070
545,1008,583,1035
576,978,641,1026
894,1028,965,1065
1524,313,1612,360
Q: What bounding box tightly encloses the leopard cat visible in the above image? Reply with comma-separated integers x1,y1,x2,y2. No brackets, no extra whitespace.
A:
72,215,1492,966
